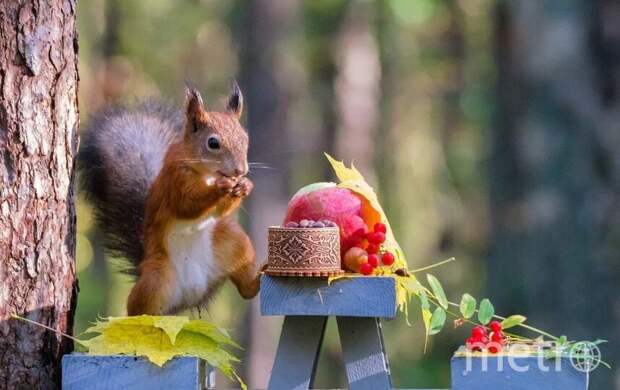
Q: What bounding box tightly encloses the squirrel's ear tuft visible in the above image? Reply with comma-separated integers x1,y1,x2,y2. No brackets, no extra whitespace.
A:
226,80,243,119
185,84,205,127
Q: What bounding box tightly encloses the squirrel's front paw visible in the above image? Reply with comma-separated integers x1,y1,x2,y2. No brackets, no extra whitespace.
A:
215,176,236,194
231,177,253,198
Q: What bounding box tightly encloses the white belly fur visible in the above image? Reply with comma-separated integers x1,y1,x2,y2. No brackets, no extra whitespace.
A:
166,215,223,309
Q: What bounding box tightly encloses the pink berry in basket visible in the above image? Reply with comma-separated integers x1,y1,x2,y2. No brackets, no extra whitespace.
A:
360,262,374,275
381,251,395,266
374,222,387,233
352,228,366,242
367,231,386,244
366,243,379,254
367,254,379,267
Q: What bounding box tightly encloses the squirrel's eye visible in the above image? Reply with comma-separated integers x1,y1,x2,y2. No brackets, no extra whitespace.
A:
207,136,220,151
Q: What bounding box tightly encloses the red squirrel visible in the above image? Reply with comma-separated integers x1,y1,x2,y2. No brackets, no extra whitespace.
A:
79,82,261,315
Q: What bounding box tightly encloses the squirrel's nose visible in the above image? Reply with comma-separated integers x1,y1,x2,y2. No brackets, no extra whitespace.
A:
235,162,249,176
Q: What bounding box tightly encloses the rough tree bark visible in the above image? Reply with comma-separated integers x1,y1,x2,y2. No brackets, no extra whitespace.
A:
490,1,620,389
0,1,79,388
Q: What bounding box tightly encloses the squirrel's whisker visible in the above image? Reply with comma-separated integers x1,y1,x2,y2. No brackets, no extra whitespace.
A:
172,158,222,164
248,166,279,171
248,162,279,170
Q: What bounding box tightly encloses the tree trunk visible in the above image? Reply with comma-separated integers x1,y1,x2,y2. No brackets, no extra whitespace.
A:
490,2,620,388
334,1,381,178
301,1,348,180
0,1,79,388
237,0,298,388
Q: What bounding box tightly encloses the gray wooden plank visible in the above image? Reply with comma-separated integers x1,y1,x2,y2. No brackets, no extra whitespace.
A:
451,355,588,389
62,354,204,390
205,364,216,389
260,275,397,318
267,316,327,390
337,317,392,390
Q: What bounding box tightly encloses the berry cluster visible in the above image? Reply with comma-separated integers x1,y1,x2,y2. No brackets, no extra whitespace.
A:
285,219,338,228
343,222,395,275
466,321,505,353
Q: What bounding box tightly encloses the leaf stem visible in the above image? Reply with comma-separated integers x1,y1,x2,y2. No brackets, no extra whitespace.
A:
443,300,558,341
409,257,456,274
11,313,87,346
491,313,559,341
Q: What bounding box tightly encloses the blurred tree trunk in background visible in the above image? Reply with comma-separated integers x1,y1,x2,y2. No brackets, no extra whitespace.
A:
0,0,79,388
334,1,381,178
85,0,123,313
237,0,298,387
100,0,121,102
490,1,620,388
374,0,398,214
302,1,348,180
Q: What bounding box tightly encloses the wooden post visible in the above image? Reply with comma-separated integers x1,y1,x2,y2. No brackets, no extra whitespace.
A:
261,275,396,389
267,316,327,390
337,317,392,390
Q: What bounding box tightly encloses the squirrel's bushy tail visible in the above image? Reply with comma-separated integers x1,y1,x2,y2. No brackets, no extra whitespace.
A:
78,101,182,273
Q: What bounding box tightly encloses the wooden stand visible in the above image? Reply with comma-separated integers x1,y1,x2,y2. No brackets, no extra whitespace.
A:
260,275,397,390
451,354,589,389
62,354,215,390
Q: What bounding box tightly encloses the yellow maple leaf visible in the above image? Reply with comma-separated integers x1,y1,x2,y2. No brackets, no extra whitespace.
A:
183,320,242,349
82,316,246,389
325,153,408,270
154,316,189,345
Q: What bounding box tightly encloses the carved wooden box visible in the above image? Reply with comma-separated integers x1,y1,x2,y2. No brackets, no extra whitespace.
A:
265,226,344,277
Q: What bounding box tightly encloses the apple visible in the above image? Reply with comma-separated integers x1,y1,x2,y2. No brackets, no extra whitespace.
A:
284,185,368,254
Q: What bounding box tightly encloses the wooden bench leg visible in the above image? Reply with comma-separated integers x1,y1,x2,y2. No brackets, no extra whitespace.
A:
337,317,392,390
267,316,327,390
204,364,216,389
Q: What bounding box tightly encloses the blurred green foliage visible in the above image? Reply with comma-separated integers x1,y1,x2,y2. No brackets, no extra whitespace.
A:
75,0,493,388
74,0,616,389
